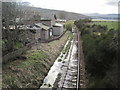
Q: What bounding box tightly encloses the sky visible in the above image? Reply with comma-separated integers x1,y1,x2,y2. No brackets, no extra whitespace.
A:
23,0,118,14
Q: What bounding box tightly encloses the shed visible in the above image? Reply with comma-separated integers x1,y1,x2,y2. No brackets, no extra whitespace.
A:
52,23,64,36
35,23,52,40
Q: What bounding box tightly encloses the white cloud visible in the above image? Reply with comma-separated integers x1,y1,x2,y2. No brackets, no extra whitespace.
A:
24,0,117,14
106,0,119,6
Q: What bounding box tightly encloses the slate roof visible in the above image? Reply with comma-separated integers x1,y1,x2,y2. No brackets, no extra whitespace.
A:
35,23,51,30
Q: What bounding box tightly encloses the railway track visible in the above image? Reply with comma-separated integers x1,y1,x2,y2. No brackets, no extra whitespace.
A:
39,25,84,89
57,26,81,89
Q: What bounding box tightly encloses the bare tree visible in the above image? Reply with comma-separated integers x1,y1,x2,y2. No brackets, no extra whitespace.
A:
2,2,27,55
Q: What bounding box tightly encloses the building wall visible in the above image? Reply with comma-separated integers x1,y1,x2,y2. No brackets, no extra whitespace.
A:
53,27,60,36
40,29,50,40
35,29,41,40
60,26,64,34
53,26,63,36
40,29,45,40
45,30,50,40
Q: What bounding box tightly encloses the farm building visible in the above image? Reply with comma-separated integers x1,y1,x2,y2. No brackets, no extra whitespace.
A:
19,23,52,43
35,23,52,40
22,19,53,27
52,23,64,36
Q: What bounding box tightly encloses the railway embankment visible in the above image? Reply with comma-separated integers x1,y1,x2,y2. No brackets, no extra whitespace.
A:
2,31,72,88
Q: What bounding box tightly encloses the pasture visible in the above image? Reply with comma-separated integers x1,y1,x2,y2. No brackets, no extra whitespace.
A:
93,21,118,30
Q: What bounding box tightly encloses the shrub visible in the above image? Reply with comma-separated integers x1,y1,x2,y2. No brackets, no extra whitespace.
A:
58,59,62,62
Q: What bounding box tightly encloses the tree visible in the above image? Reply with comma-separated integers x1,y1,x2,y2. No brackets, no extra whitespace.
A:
65,21,73,31
75,19,119,87
31,14,41,21
2,2,27,55
2,2,19,53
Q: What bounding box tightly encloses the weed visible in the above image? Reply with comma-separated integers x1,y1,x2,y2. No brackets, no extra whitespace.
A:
43,83,47,86
58,59,62,62
61,55,63,58
48,83,52,87
62,61,65,63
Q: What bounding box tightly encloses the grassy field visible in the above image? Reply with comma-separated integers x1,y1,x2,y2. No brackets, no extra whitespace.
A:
93,21,118,30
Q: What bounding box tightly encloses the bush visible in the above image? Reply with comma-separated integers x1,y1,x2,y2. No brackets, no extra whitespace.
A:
65,21,73,31
58,59,62,62
75,19,119,88
65,23,72,31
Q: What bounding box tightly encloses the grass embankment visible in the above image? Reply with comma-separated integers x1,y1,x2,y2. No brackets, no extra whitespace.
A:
3,50,50,88
2,31,72,88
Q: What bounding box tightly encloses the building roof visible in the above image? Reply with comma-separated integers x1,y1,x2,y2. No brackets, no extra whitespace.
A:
53,23,63,27
56,19,66,22
18,25,41,30
35,23,51,30
40,19,52,21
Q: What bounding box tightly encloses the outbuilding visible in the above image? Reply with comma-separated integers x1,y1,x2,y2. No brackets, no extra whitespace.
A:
35,23,52,41
52,23,64,36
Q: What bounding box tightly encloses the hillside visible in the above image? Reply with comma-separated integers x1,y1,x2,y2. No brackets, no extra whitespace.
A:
84,13,118,20
18,5,89,20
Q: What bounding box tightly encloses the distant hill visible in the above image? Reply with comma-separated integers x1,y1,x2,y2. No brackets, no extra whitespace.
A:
84,13,118,20
18,5,89,20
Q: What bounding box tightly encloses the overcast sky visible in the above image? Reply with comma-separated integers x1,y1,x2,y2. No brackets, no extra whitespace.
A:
24,0,118,14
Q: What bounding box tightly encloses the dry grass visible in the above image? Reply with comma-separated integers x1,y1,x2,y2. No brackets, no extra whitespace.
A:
34,31,71,60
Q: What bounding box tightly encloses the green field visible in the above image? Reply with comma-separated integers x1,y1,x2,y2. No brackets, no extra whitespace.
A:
93,21,118,30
